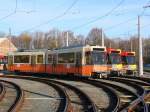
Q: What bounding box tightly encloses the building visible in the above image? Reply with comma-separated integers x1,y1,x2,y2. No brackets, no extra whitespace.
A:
0,37,17,56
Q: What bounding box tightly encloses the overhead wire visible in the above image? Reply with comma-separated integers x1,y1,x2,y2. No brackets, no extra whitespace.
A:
104,0,150,32
106,0,150,37
0,0,17,21
20,0,78,32
110,22,150,37
0,0,37,14
71,0,125,30
6,0,150,37
104,17,137,31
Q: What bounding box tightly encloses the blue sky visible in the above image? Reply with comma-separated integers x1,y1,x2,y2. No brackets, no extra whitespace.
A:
0,0,150,38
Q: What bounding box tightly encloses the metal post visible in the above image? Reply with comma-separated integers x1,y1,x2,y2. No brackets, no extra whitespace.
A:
138,15,143,76
109,42,111,48
130,39,133,52
9,28,11,51
55,31,58,48
66,31,68,47
101,29,104,46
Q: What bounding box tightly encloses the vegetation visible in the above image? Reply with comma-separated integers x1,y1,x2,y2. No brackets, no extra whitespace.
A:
3,27,150,64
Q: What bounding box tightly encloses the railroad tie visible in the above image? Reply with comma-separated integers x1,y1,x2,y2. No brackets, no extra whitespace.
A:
142,86,150,91
120,95,133,103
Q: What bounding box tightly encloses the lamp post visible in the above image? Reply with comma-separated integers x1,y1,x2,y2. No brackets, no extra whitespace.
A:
101,29,104,46
138,5,150,76
138,15,143,76
66,31,69,47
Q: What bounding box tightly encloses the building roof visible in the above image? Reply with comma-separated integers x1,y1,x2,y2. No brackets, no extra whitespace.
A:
0,37,8,43
0,37,17,55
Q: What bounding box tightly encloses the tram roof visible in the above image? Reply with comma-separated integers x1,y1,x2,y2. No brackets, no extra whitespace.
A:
54,45,105,50
121,51,135,56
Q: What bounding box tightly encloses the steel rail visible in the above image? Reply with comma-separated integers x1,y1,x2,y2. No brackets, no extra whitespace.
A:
45,79,98,112
0,75,73,112
95,78,138,111
109,77,148,112
0,80,24,112
0,75,97,112
0,82,6,101
83,79,120,112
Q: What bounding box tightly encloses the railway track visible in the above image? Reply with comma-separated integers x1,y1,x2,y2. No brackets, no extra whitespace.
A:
0,82,5,101
48,79,97,112
109,77,149,112
115,76,150,111
5,76,72,112
0,80,24,112
0,75,98,112
81,79,120,112
45,78,121,112
93,78,138,111
0,75,111,112
1,74,150,112
13,75,119,112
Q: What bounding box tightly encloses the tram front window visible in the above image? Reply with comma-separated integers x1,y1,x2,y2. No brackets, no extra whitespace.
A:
110,53,121,64
126,56,135,64
92,52,106,65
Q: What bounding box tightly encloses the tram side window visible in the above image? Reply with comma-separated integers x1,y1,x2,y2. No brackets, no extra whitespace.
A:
121,56,127,65
76,52,82,66
48,54,53,63
37,55,43,64
58,52,75,63
14,55,30,63
31,55,36,65
53,54,57,65
107,54,111,64
8,56,13,65
85,52,91,65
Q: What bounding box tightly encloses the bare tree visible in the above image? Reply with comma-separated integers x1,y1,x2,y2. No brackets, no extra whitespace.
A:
86,28,103,45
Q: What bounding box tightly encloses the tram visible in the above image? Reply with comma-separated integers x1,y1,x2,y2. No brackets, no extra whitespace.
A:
121,51,137,75
107,48,123,76
8,45,108,78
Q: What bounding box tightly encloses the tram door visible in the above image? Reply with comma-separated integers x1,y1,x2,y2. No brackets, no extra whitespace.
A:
52,54,57,74
31,55,36,72
76,52,82,75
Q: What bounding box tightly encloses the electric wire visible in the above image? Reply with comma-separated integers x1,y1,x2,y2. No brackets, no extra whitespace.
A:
71,0,125,30
106,0,150,37
104,17,137,31
20,0,78,32
0,0,17,21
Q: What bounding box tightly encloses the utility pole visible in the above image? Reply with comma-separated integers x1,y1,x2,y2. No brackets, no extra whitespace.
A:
109,42,111,48
130,39,133,52
55,31,58,48
138,15,143,76
101,29,104,46
8,28,11,52
66,31,69,47
127,32,132,51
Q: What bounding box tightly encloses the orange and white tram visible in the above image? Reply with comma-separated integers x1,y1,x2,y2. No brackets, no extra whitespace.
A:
8,50,46,73
48,45,108,77
8,45,108,77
